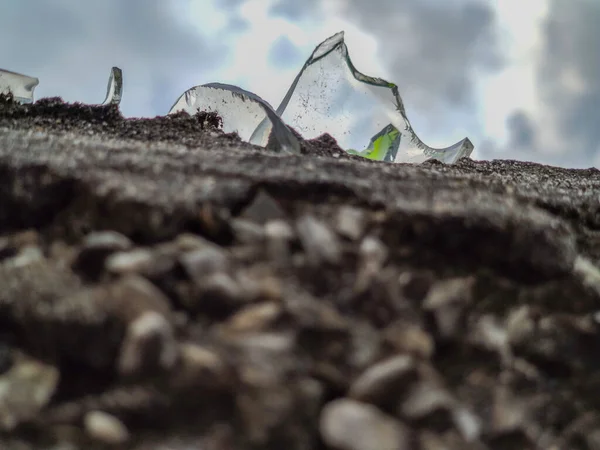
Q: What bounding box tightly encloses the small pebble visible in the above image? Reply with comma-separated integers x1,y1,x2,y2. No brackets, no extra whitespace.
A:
335,206,368,240
264,220,295,240
0,352,59,431
10,229,39,248
423,277,474,339
174,233,216,251
170,343,233,391
296,215,341,266
74,230,133,279
383,321,435,360
398,381,455,423
0,237,17,261
109,274,173,322
320,399,409,450
179,246,229,281
105,248,154,274
118,311,178,377
240,189,286,224
231,218,265,244
224,302,283,333
349,355,417,406
82,230,132,252
5,246,43,268
186,271,246,318
84,410,129,445
355,236,388,292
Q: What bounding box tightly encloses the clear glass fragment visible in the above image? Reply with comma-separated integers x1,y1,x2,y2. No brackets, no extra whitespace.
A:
272,31,474,164
102,66,123,106
0,68,39,104
168,82,300,154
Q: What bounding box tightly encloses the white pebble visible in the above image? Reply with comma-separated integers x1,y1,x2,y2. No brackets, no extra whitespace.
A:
84,410,129,445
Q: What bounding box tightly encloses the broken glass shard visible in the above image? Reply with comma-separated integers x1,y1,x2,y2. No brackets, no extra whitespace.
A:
347,123,401,162
0,69,39,104
102,66,123,106
271,31,474,164
168,82,300,154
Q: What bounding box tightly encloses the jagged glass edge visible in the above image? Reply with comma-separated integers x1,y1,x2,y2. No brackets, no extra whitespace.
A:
102,67,123,106
271,31,474,164
168,82,301,155
0,68,39,104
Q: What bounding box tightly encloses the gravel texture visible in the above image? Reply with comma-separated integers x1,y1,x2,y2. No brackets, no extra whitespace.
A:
0,98,599,449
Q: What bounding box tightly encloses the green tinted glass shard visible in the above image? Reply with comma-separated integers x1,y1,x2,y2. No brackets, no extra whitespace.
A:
348,124,401,162
268,31,474,164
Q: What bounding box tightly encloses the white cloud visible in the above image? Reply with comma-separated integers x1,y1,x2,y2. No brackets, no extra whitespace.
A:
186,0,230,36
190,0,384,109
478,0,549,146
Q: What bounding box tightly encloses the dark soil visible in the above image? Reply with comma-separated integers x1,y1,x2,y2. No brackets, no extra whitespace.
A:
0,99,599,449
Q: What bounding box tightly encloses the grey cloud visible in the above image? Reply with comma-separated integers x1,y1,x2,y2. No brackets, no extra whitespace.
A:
0,1,230,117
538,0,600,165
269,0,321,21
463,0,600,168
226,15,252,34
506,110,537,149
218,0,247,8
345,1,504,112
268,36,303,68
266,0,504,113
214,0,252,32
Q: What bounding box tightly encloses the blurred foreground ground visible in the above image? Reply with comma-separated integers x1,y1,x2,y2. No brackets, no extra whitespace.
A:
0,99,599,449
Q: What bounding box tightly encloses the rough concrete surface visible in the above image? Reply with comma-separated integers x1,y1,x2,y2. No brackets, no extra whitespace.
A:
0,99,599,449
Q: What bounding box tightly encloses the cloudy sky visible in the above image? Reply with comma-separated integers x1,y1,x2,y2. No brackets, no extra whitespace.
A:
1,0,598,168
